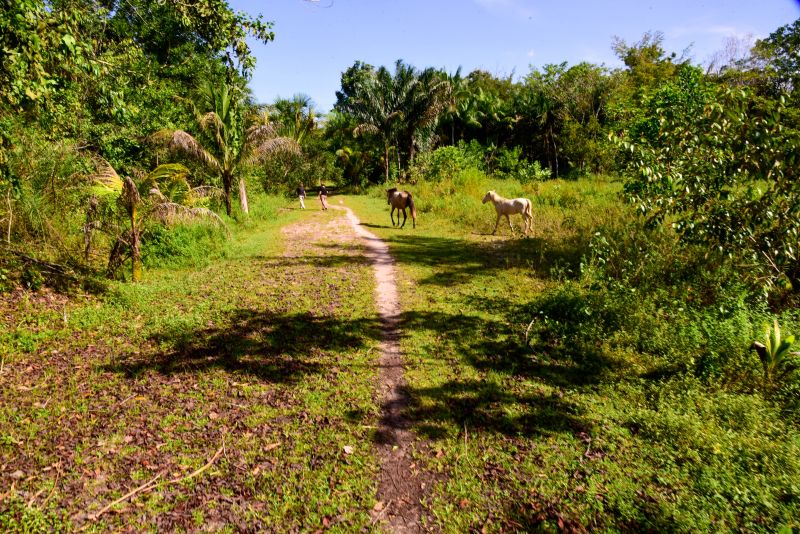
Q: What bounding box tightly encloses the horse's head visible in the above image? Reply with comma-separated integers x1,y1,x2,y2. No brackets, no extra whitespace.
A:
482,191,495,204
386,188,398,204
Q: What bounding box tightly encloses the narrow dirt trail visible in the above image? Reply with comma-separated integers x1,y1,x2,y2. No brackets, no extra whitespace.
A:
330,205,431,533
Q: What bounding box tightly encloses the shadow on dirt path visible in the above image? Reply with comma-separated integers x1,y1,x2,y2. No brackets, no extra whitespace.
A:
333,205,434,532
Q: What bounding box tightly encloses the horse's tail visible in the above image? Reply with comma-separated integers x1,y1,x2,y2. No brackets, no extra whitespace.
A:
407,193,417,227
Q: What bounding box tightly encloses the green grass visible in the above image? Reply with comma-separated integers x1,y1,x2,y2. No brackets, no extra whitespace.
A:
0,196,383,531
345,176,800,532
3,181,799,532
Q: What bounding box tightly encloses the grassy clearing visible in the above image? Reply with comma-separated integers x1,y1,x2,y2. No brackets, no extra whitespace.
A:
3,180,799,532
0,196,383,532
346,176,800,532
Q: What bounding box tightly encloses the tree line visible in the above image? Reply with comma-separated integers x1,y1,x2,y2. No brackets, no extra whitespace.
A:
0,1,797,292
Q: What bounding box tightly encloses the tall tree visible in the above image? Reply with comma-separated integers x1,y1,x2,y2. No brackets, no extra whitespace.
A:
752,18,800,96
270,94,318,143
397,66,451,165
152,82,297,215
335,60,451,182
341,63,400,183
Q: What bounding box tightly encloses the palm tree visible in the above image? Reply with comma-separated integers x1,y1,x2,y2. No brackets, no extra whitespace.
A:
348,65,400,183
271,94,317,144
396,66,451,167
151,82,298,216
343,60,451,182
91,158,225,281
441,67,478,145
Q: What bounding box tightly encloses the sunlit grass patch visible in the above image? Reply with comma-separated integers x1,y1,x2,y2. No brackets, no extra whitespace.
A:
346,174,800,531
0,198,382,531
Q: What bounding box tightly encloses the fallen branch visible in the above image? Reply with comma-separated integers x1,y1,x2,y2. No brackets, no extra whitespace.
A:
87,472,164,522
0,247,76,278
166,441,225,486
86,441,225,524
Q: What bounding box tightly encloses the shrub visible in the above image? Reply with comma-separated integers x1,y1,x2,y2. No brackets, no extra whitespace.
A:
141,222,226,269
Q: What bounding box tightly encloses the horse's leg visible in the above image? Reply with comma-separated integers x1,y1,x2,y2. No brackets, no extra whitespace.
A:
506,214,514,233
390,207,396,227
400,208,407,228
492,213,501,234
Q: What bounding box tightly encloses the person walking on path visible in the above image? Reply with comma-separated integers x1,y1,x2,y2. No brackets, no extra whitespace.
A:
318,184,329,210
296,183,306,209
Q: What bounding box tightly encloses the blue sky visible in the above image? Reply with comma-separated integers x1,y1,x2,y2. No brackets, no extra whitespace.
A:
227,0,800,112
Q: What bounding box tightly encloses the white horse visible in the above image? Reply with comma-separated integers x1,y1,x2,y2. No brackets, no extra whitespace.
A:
482,190,533,235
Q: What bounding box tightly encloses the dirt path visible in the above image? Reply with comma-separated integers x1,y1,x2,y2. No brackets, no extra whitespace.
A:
327,206,432,532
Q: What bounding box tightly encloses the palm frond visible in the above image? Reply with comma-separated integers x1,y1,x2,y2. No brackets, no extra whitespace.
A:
149,202,229,232
121,175,141,216
246,123,280,145
353,124,379,137
245,137,301,165
190,185,224,199
141,163,191,203
189,186,224,201
150,129,220,172
200,111,224,133
90,156,124,193
147,163,190,184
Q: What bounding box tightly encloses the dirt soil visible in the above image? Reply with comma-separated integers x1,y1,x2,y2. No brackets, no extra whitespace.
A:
332,206,435,533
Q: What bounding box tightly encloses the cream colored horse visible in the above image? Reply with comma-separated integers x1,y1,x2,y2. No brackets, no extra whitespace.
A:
482,190,532,235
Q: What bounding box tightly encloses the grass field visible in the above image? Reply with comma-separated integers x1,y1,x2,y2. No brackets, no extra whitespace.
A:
346,177,800,532
1,198,384,532
2,180,799,532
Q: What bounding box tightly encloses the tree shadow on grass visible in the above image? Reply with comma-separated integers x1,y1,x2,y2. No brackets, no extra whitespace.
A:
248,253,369,270
396,310,616,439
407,378,587,439
382,233,590,286
104,308,382,383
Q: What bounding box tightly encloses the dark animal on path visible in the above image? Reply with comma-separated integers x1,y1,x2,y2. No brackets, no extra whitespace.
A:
386,188,417,229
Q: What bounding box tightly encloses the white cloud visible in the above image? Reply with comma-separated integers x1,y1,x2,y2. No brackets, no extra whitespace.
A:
670,24,751,40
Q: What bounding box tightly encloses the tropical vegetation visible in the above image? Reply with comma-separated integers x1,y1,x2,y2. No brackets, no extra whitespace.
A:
1,0,799,530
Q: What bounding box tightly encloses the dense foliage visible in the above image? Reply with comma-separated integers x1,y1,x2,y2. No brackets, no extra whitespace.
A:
1,2,800,529
0,0,274,281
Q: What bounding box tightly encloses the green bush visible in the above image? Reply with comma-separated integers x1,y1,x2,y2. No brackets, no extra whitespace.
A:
409,142,485,183
493,146,551,182
141,222,226,269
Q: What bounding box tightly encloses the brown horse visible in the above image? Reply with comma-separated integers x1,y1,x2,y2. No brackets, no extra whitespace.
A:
386,188,417,229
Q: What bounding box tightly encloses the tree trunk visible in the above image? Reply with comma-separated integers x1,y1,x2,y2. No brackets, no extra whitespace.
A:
551,129,559,178
121,176,142,282
5,189,12,244
384,145,390,184
130,211,141,282
222,173,233,216
83,195,99,263
238,177,249,215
